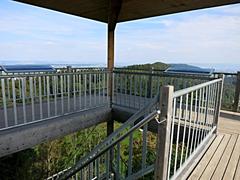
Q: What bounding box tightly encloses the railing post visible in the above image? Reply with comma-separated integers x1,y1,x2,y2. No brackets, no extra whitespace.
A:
233,71,240,112
214,74,224,134
67,66,73,94
154,85,174,180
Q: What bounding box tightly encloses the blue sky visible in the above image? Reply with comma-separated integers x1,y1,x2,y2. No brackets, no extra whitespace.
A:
0,1,239,67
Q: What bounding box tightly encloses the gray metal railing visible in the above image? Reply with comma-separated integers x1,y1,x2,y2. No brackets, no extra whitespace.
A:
154,77,223,179
54,76,223,180
214,71,240,112
0,70,110,130
56,94,160,180
113,69,212,110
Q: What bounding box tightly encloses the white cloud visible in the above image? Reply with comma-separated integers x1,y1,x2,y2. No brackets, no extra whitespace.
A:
116,7,240,65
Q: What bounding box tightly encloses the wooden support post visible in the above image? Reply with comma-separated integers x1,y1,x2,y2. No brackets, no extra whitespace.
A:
154,86,174,180
108,28,114,108
214,74,224,134
107,1,122,176
233,71,240,112
107,0,122,136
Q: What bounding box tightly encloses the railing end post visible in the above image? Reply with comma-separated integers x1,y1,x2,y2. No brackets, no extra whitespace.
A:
233,71,240,112
154,85,174,180
214,74,224,134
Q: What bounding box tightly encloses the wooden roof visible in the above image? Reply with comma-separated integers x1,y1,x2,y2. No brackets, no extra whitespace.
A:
15,0,240,23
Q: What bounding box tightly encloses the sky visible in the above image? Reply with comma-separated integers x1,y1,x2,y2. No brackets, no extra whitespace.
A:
0,1,240,67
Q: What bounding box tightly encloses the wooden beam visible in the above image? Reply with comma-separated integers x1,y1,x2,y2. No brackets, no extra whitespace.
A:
108,0,122,31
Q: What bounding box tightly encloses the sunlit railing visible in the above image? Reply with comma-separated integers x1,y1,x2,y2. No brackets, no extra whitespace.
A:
56,94,160,180
164,78,223,179
55,76,223,180
113,69,213,110
0,70,109,130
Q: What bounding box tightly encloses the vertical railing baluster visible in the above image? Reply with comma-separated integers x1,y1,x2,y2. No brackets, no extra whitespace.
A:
116,142,120,177
84,74,87,108
98,74,101,105
47,76,50,117
129,75,132,108
30,77,35,121
89,73,92,107
190,90,198,154
94,74,97,106
67,75,71,112
134,76,137,108
204,85,210,136
139,75,142,108
38,76,43,119
185,91,193,160
34,77,37,98
79,74,82,109
54,76,58,115
174,95,182,173
120,74,122,106
73,74,76,110
43,76,46,96
128,132,133,176
18,79,22,99
103,73,105,104
7,78,10,100
1,79,8,127
22,78,27,123
180,93,188,166
61,75,64,114
12,78,17,125
198,88,204,144
125,74,127,106
142,123,148,169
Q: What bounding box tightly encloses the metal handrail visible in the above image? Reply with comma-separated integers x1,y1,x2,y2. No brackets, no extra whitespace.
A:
114,69,213,80
173,78,222,98
59,110,158,179
0,70,109,78
57,94,160,179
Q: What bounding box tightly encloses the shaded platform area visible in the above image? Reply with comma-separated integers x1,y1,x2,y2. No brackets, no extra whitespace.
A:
189,113,240,180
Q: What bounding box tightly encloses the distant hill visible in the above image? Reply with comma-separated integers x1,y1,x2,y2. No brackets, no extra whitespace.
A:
126,62,169,70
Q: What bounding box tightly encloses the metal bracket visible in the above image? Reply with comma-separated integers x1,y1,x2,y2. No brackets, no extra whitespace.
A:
155,110,161,124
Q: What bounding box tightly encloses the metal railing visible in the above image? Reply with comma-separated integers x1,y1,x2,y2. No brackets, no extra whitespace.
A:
114,68,239,112
113,69,212,110
0,70,110,130
154,77,223,179
214,72,240,112
55,76,223,180
56,94,160,180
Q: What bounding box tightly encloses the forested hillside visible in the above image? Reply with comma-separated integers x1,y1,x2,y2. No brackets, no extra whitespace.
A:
126,62,169,70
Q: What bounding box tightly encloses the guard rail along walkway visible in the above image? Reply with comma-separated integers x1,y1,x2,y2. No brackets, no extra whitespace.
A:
54,75,223,180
